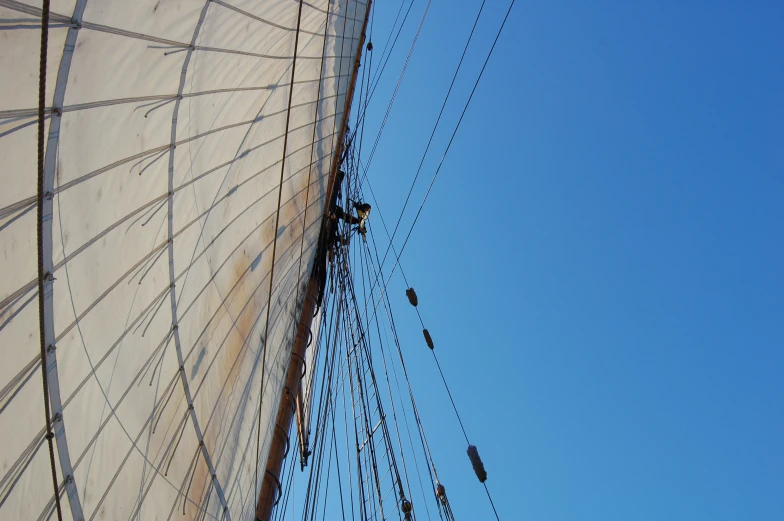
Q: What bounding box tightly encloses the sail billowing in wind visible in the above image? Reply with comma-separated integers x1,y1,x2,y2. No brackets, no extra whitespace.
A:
0,1,368,519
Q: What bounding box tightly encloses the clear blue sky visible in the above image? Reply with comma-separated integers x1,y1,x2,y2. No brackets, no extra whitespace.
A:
353,1,784,520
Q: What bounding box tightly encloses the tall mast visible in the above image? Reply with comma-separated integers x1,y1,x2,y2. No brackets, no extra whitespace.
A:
254,1,372,519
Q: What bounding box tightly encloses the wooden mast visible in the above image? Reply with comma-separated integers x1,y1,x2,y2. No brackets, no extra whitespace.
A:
254,1,372,518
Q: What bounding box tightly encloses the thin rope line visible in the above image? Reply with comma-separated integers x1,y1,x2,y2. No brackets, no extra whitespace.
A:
254,0,306,503
36,1,63,519
484,482,501,521
388,0,517,262
355,0,431,187
293,0,333,328
355,0,517,333
371,0,487,277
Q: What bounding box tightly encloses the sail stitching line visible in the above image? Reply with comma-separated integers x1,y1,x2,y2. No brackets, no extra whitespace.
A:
212,0,348,38
3,5,362,520
0,102,344,223
1,5,350,520
0,121,342,330
165,3,232,519
0,134,338,383
0,0,350,61
25,189,330,521
54,155,334,346
202,194,336,513
150,15,338,514
23,107,340,212
0,73,352,121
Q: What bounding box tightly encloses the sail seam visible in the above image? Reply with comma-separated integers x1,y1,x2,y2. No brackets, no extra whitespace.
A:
0,106,343,219
213,0,347,38
0,131,340,344
0,176,332,471
164,2,232,519
0,74,352,120
0,0,354,60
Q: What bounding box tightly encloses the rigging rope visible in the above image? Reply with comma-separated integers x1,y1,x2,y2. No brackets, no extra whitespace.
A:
354,0,517,333
352,0,375,171
350,4,520,507
292,0,334,329
369,0,488,279
386,0,518,273
298,155,506,521
359,0,418,128
36,1,64,519
363,212,507,521
355,0,432,187
358,237,429,520
255,0,306,503
362,241,443,521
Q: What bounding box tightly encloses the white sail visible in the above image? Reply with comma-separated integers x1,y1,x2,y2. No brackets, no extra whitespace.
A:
0,0,367,519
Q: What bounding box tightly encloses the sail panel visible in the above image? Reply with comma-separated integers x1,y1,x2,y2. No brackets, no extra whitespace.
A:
0,0,367,520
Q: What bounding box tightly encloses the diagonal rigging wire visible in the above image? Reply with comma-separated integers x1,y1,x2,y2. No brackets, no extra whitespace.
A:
354,0,432,187
365,0,409,91
365,217,505,521
355,5,518,518
360,238,442,518
369,0,488,284
264,1,515,517
352,0,416,133
360,0,517,324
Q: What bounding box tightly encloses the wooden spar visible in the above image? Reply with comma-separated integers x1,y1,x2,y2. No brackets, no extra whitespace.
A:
254,1,372,519
253,282,317,521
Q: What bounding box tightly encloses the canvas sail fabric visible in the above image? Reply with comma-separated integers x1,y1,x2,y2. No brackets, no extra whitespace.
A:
0,0,366,519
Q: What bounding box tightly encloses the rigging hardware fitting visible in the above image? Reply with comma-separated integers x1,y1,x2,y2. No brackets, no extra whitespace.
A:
467,444,488,483
406,287,418,307
401,498,413,521
436,482,447,503
423,328,434,349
